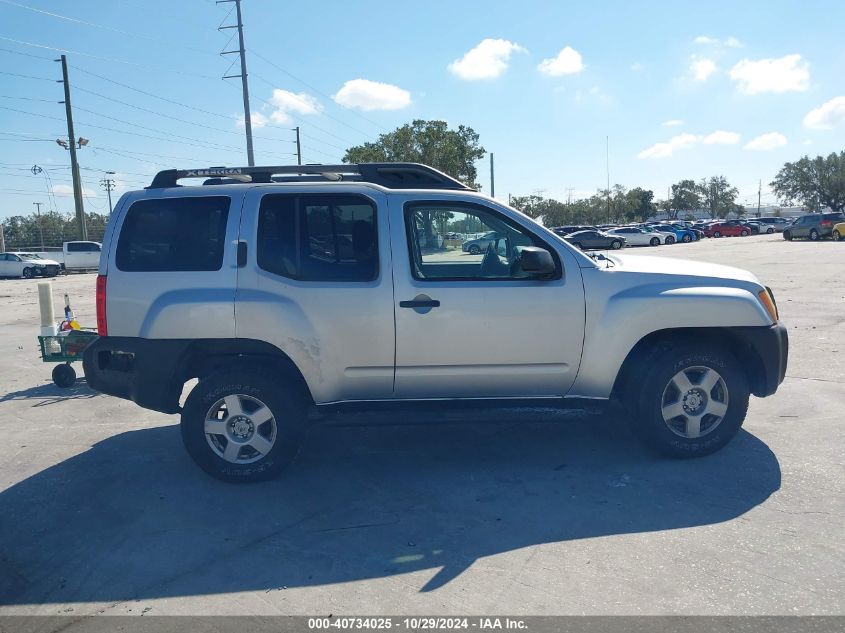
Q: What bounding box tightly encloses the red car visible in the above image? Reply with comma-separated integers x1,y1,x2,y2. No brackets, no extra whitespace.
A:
703,222,752,238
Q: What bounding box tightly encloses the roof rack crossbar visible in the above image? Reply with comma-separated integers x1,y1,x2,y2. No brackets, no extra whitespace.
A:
148,163,474,191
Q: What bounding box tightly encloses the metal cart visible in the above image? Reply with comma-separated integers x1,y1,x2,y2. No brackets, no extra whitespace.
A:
38,329,99,388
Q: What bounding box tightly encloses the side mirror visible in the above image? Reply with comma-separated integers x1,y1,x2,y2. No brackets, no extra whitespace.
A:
519,247,555,276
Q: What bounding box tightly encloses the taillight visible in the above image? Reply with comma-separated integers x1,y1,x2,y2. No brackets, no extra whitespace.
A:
96,274,107,336
820,220,832,227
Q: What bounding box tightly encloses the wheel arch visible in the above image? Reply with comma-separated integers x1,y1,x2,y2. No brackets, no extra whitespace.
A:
175,339,314,406
611,328,769,400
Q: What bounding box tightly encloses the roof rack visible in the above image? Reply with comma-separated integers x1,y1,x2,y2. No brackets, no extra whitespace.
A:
148,163,474,191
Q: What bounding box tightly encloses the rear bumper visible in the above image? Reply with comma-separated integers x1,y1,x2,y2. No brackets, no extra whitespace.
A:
729,323,789,397
83,336,189,414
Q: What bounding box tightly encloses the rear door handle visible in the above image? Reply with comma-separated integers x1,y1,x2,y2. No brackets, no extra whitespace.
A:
400,299,440,308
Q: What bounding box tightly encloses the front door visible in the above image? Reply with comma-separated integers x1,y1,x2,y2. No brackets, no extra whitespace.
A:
390,196,586,399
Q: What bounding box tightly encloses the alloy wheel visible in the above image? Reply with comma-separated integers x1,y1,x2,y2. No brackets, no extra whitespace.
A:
661,366,729,439
204,393,278,464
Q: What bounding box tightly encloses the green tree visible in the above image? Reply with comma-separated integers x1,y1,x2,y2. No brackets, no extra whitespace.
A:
625,187,656,223
343,119,486,189
669,180,700,220
771,151,845,213
697,176,739,219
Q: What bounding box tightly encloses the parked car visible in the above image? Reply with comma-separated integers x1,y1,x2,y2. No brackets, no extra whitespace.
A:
657,223,698,243
749,218,786,234
638,225,676,244
551,225,596,237
606,227,664,247
703,222,751,238
25,241,102,271
461,231,500,254
783,212,845,241
563,230,626,250
833,222,845,241
83,162,788,482
0,252,61,278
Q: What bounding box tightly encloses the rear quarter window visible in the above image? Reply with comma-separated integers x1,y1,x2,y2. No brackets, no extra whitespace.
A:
116,196,230,272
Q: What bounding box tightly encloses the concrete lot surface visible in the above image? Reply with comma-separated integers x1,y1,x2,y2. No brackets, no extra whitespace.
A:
0,234,842,615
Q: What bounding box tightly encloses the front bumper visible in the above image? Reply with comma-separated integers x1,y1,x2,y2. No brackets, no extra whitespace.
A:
728,323,788,397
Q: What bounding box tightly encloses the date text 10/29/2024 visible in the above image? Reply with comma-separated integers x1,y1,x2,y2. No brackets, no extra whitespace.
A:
308,617,528,630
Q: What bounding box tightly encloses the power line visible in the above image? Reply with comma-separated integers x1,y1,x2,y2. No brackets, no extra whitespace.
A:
0,70,55,81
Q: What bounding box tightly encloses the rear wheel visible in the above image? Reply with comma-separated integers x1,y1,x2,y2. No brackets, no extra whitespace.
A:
610,240,623,250
626,342,749,457
181,372,307,482
834,229,842,241
767,227,774,234
809,228,819,241
682,234,692,243
740,230,749,237
784,230,792,241
468,245,481,255
650,237,660,246
713,231,721,238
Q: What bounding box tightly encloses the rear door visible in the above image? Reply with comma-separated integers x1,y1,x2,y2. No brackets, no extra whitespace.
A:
235,186,395,404
390,195,586,399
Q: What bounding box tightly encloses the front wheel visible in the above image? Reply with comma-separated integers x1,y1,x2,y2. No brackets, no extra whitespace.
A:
809,229,819,241
740,230,749,237
610,240,623,250
22,267,34,279
468,245,481,255
626,342,749,457
682,234,692,243
767,228,774,234
665,236,676,244
181,372,306,482
834,229,842,241
713,231,721,238
784,230,792,241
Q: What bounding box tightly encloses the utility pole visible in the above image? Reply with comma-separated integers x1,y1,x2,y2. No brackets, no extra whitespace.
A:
757,180,762,217
219,0,254,166
490,153,495,198
0,223,5,253
294,126,301,165
605,136,611,222
100,172,116,214
33,202,45,250
57,54,87,241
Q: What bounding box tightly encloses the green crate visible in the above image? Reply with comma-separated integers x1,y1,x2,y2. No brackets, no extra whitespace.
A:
38,329,99,363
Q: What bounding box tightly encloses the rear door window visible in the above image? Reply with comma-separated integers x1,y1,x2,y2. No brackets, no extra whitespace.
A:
116,196,230,272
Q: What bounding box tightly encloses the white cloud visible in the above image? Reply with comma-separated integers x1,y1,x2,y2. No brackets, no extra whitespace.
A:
537,46,584,76
267,89,321,123
448,38,525,80
638,129,741,158
694,35,742,47
744,132,787,151
630,62,644,71
52,184,95,197
690,56,717,81
236,111,269,129
662,119,684,127
333,79,411,111
729,54,809,94
703,130,740,145
638,133,701,159
803,96,845,129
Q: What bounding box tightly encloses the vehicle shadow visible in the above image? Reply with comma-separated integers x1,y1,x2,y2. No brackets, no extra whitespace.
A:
0,380,97,407
0,410,780,605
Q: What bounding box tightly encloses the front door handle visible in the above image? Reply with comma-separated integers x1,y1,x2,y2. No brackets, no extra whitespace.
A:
399,294,440,313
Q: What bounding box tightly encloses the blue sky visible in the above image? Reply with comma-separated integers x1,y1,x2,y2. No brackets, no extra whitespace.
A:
2,0,844,222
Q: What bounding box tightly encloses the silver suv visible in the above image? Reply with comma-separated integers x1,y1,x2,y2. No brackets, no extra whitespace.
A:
84,163,788,482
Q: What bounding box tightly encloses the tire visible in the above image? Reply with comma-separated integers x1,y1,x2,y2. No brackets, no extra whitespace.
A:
665,236,676,245
809,229,819,241
834,229,842,241
52,363,76,388
181,371,306,483
22,267,34,279
740,230,749,237
468,245,481,255
713,231,721,238
767,228,774,234
682,234,692,243
610,240,623,250
784,230,792,241
626,342,749,457
650,237,660,246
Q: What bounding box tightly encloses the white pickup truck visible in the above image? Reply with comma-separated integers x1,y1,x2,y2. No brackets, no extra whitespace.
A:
27,241,102,271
